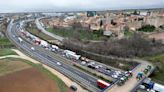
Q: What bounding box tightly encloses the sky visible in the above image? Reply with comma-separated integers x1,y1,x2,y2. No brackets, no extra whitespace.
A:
0,0,164,13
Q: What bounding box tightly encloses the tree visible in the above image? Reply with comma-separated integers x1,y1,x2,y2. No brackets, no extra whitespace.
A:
100,20,103,27
138,25,155,32
133,10,138,15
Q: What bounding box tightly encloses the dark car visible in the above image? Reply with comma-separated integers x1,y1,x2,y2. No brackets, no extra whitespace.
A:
70,85,77,91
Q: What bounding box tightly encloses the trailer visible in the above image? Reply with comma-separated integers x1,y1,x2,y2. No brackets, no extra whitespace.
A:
153,83,164,92
64,50,81,60
97,79,110,89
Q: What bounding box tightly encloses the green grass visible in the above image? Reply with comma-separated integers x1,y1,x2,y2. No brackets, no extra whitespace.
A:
47,28,107,41
0,49,17,56
138,25,156,32
124,30,133,36
0,38,13,45
143,54,164,84
151,64,164,84
28,27,55,40
143,54,164,63
0,58,30,76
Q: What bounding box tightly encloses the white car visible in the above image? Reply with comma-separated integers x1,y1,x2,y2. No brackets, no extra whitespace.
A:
57,62,62,66
31,47,35,51
112,74,118,79
81,61,86,65
95,65,103,69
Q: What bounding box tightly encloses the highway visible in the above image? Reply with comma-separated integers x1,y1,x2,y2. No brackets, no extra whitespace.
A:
6,19,101,92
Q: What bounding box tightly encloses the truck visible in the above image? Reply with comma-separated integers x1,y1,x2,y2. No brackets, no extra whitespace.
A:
40,40,49,48
97,79,110,89
136,72,144,80
64,50,81,60
153,83,164,92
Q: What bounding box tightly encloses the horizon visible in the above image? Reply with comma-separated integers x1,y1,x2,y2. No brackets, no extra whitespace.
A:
0,0,164,13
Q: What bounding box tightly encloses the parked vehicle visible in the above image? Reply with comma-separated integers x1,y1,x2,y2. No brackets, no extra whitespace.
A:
153,83,164,92
136,72,143,80
117,78,125,86
125,71,133,77
97,79,110,89
139,85,146,89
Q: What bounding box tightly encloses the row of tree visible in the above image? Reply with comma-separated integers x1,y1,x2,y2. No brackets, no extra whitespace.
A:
63,33,164,58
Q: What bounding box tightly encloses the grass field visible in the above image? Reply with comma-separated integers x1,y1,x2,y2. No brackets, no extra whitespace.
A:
28,27,55,40
0,49,17,56
143,54,164,84
0,38,12,45
0,58,31,76
0,58,69,92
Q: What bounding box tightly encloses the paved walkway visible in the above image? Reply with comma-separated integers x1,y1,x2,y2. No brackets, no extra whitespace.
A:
0,49,88,92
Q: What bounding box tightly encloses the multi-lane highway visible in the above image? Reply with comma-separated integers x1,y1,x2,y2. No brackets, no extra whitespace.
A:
6,19,101,92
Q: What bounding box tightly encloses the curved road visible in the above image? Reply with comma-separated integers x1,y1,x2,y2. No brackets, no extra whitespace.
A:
6,19,100,92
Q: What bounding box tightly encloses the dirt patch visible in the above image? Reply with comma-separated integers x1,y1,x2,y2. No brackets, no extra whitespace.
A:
0,68,58,92
149,32,164,40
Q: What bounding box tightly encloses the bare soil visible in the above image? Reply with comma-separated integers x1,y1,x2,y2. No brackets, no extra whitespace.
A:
149,32,164,40
0,68,58,92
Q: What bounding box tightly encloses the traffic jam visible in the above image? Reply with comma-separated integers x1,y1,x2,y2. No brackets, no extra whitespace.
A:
16,21,134,89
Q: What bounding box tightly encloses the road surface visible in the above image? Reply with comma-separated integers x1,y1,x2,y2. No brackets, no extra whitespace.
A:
6,19,100,92
35,18,64,41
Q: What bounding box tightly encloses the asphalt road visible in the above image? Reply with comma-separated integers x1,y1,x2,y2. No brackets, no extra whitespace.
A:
6,19,100,92
35,18,64,41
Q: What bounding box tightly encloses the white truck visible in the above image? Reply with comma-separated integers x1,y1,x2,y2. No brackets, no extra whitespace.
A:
40,40,49,48
64,50,81,60
18,37,23,43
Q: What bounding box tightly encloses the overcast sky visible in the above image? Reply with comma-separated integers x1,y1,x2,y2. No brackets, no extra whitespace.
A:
0,0,164,13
